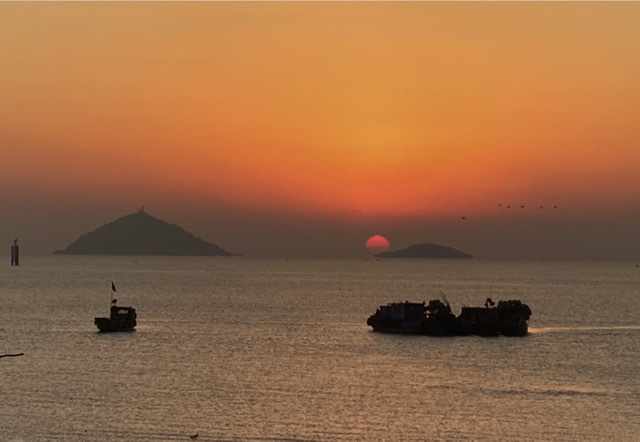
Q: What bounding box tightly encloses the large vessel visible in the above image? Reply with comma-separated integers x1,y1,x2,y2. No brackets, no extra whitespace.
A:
94,302,137,333
367,298,531,337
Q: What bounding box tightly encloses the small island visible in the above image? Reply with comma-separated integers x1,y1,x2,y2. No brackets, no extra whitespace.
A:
375,242,472,259
54,209,234,256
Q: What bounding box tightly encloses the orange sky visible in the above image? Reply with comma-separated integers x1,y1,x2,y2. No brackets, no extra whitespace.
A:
2,2,640,258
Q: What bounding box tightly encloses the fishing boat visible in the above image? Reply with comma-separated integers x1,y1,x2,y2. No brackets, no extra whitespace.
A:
94,301,137,332
367,297,531,337
94,282,137,332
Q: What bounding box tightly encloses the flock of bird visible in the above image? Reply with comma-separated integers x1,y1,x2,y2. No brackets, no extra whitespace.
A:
497,204,559,209
460,204,559,220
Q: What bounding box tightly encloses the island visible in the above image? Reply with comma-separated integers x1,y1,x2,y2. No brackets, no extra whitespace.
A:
54,209,235,256
375,242,472,259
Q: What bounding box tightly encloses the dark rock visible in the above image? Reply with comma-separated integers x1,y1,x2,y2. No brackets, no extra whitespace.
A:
54,210,234,256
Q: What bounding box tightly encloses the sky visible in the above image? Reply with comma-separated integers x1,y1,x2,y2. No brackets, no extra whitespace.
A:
2,2,640,260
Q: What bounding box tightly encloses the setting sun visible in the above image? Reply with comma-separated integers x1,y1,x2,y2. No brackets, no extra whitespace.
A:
365,235,391,253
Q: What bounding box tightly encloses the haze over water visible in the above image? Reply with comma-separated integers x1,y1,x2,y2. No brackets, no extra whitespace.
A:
2,256,639,440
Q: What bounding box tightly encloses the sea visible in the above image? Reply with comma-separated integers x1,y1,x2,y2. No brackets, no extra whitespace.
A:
1,256,639,441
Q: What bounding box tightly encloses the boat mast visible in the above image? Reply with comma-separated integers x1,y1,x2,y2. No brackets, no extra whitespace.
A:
110,281,117,306
439,290,451,308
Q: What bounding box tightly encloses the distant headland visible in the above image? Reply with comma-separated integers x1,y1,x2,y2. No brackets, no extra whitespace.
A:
54,209,234,256
375,242,472,259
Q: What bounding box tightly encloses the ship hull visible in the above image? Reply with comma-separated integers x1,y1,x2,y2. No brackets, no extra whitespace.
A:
94,317,136,333
367,316,462,336
368,318,526,337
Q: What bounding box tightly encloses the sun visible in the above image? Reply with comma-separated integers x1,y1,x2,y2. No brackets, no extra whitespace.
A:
365,234,391,253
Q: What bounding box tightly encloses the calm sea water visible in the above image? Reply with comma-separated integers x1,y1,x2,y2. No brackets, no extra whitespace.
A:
1,256,639,441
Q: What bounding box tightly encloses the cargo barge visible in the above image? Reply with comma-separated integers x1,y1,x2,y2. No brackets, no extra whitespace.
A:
367,298,531,337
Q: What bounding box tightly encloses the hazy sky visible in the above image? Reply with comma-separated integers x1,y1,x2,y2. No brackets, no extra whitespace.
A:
2,2,640,260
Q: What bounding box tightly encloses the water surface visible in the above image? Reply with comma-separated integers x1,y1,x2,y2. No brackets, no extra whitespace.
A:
1,257,639,440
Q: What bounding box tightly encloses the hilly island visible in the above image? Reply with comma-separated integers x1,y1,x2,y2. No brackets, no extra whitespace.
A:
375,243,472,259
54,209,234,256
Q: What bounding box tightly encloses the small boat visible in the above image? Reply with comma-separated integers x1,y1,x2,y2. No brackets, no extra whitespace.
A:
95,300,137,333
367,297,531,337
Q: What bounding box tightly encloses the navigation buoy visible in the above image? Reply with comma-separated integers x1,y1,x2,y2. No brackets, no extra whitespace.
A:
10,239,19,266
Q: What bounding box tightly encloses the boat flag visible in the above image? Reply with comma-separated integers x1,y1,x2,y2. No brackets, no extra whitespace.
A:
111,281,117,292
